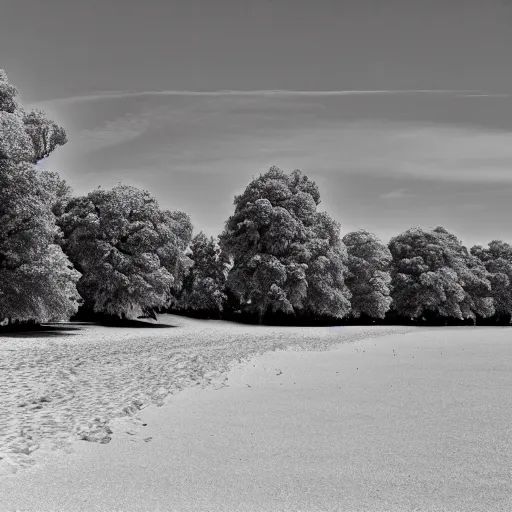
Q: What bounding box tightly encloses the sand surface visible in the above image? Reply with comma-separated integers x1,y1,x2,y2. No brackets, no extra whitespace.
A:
0,315,410,476
1,322,511,511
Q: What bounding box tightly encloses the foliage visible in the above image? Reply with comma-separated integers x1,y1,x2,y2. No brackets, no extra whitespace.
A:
179,232,228,314
220,166,351,322
471,241,512,320
0,70,20,114
0,70,80,324
0,160,81,322
22,109,68,163
389,226,494,322
342,230,392,319
58,184,193,319
0,71,67,164
37,169,74,219
0,110,35,163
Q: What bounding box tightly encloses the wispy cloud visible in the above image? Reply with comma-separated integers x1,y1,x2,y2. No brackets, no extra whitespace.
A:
30,88,484,107
459,93,510,98
453,203,486,211
64,114,512,184
268,121,512,183
67,113,150,153
41,85,512,186
379,188,413,199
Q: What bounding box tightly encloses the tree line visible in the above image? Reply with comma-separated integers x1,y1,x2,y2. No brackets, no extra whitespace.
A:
1,70,511,328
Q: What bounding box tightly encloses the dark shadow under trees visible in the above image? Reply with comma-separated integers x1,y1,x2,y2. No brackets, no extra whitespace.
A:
171,303,512,327
70,307,176,328
0,322,82,338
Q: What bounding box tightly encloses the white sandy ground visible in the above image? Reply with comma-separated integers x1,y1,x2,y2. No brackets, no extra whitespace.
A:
1,319,511,511
0,316,411,474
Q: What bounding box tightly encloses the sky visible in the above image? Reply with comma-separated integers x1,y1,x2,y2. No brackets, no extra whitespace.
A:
1,0,512,247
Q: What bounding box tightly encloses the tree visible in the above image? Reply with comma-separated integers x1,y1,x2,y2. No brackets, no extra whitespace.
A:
342,230,392,319
471,241,512,323
58,184,193,319
389,226,494,323
0,71,20,114
0,70,67,164
37,169,74,218
0,110,35,163
178,232,228,315
0,70,81,324
220,166,351,323
23,109,68,163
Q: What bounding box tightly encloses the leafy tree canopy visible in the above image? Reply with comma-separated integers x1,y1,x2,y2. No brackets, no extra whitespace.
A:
179,232,228,314
342,230,392,319
0,70,80,323
0,70,67,164
58,184,193,318
389,226,494,321
471,240,512,319
220,166,351,322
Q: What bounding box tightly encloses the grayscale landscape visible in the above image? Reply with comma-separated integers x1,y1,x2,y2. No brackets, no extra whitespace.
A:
1,0,512,511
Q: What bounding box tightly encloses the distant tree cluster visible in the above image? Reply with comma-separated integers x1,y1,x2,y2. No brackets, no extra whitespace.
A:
1,70,512,327
210,170,509,326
